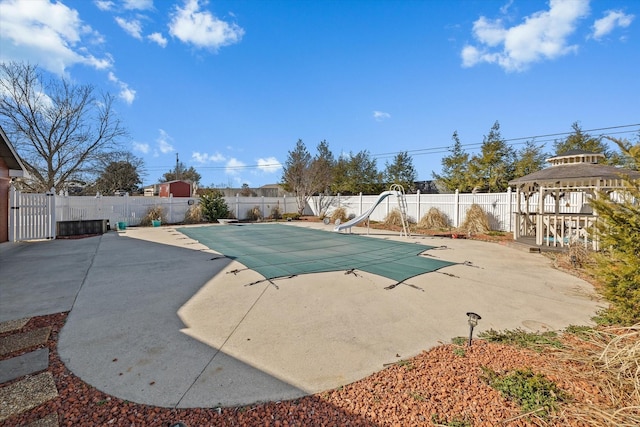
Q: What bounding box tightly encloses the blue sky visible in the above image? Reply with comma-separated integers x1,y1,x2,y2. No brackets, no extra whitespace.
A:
1,0,639,188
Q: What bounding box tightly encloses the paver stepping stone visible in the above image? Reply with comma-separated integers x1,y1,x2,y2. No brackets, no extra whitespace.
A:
0,372,58,422
0,348,50,383
0,327,51,357
0,318,30,334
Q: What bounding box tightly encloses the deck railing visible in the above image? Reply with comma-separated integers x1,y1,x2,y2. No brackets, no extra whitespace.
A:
514,212,599,250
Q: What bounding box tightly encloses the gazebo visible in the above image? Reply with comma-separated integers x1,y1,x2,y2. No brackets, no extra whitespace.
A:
509,150,640,250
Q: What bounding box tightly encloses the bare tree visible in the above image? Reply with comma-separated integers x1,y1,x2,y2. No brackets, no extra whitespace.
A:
0,62,127,192
281,139,313,215
309,140,336,216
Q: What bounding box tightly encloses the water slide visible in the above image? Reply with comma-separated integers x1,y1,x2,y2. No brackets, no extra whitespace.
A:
333,190,400,232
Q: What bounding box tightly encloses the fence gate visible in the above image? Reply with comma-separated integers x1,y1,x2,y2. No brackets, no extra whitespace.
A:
8,185,56,242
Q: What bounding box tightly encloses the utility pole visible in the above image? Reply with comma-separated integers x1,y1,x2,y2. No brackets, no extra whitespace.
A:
175,152,180,180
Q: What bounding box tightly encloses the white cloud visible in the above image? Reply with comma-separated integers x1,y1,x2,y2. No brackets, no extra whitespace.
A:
373,111,391,121
133,141,150,153
94,1,115,11
472,16,507,47
157,129,175,154
148,32,168,47
592,10,634,40
118,85,136,104
169,0,245,50
123,0,153,10
192,151,225,163
107,71,136,104
115,17,143,39
462,0,590,72
0,0,112,76
499,0,514,16
256,157,282,173
225,157,246,175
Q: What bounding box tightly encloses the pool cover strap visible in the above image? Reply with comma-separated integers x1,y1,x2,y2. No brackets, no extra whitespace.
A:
177,224,456,285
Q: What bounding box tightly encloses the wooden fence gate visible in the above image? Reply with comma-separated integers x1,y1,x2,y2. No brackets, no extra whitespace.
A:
8,185,56,242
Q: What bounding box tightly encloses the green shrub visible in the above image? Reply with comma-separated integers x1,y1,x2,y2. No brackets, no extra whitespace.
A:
282,212,300,220
478,328,563,351
481,367,567,416
200,190,231,222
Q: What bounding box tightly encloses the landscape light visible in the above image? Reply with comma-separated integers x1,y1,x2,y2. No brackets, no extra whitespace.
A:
466,312,481,346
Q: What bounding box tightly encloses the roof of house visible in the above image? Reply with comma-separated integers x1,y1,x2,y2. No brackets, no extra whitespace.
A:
160,180,192,185
509,163,640,193
0,126,27,174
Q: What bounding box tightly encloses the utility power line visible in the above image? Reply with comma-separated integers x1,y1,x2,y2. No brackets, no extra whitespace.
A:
372,123,640,159
143,123,640,172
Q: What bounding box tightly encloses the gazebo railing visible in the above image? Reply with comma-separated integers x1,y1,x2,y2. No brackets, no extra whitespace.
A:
514,212,599,250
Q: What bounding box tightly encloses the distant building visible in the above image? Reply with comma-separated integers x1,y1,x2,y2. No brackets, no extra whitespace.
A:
143,184,160,197
414,180,440,194
159,180,192,198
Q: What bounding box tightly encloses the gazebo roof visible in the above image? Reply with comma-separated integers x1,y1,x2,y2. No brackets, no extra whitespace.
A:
509,151,640,191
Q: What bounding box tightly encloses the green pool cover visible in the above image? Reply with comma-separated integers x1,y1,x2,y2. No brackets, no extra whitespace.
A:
177,224,456,284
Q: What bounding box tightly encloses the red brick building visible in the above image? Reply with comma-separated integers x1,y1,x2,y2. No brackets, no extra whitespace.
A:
0,127,27,242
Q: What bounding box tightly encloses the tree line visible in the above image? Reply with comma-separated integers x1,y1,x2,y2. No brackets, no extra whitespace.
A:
281,139,418,214
432,121,632,194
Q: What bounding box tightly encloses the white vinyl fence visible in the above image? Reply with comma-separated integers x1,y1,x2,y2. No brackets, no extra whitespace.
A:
9,185,56,241
55,193,301,227
9,186,588,241
315,189,586,232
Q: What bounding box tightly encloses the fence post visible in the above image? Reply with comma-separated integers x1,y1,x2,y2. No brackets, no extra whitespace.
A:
47,189,56,239
416,190,421,222
169,194,174,223
124,193,130,224
9,184,17,242
236,194,240,219
454,189,460,227
359,192,363,215
507,186,512,232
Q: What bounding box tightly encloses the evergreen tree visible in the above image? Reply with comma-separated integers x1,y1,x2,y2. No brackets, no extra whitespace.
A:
161,162,201,185
589,136,640,325
384,151,417,193
553,122,610,157
433,131,472,192
200,189,231,222
331,150,383,195
513,140,547,178
468,121,515,192
310,140,335,194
